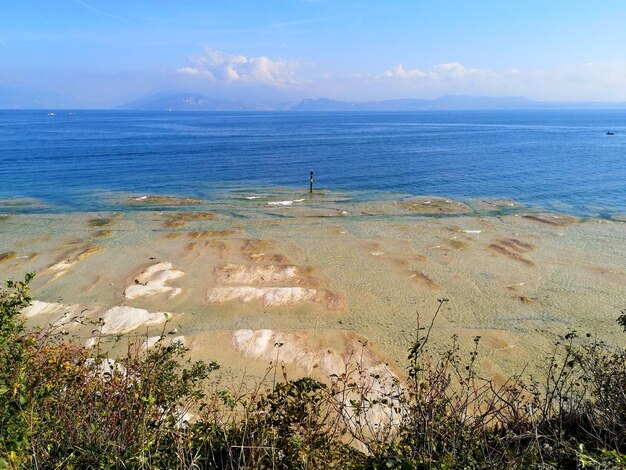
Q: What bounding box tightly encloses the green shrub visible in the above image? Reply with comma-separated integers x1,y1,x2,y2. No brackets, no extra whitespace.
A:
0,273,34,469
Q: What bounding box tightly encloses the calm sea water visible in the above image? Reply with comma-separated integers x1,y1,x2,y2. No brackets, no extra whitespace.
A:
0,110,625,216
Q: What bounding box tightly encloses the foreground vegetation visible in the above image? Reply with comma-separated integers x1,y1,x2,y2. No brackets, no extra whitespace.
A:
1,275,626,469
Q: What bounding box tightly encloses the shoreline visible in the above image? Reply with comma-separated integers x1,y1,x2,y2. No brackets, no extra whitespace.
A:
2,186,626,221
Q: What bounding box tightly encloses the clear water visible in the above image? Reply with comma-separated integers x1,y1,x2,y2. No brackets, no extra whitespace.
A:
1,110,625,216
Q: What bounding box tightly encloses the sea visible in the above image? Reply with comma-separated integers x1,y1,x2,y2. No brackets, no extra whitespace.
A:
1,109,625,217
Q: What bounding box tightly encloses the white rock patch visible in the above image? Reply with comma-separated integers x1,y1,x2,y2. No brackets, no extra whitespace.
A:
21,300,66,318
21,300,90,329
99,306,171,335
124,262,184,300
214,264,300,285
232,329,396,385
232,329,402,429
207,286,318,307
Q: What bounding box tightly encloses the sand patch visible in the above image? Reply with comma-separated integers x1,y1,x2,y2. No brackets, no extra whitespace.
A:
124,262,184,300
585,265,626,286
99,306,171,335
454,328,516,352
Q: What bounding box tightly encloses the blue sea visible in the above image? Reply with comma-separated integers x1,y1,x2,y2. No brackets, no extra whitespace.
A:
0,110,625,217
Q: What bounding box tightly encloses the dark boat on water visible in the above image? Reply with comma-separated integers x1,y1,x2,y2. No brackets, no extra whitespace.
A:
606,131,615,135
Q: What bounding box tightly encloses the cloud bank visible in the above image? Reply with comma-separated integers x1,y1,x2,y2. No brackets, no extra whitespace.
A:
377,61,626,101
178,49,302,87
176,47,626,102
383,62,499,81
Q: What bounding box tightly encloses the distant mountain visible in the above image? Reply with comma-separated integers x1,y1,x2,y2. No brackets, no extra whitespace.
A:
0,87,75,109
292,95,539,111
118,93,291,111
291,95,626,111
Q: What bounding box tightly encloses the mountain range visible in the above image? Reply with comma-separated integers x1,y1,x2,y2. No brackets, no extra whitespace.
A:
116,93,291,111
4,91,626,111
117,93,626,111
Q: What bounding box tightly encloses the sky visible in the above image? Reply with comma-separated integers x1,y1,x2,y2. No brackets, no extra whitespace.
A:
2,0,626,108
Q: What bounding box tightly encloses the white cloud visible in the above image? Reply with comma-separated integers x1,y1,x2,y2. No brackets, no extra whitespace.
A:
383,62,496,81
178,49,301,87
375,61,626,100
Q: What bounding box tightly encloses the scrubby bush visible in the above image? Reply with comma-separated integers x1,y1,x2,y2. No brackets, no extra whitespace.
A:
0,273,34,469
0,275,217,469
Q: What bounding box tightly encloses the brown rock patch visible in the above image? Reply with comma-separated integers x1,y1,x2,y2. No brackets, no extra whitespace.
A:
93,230,112,238
408,271,440,290
188,230,238,238
0,251,16,263
487,244,534,266
241,239,273,253
399,197,472,214
499,238,534,252
164,211,217,228
247,252,291,263
487,239,535,266
76,245,103,261
522,214,576,226
88,218,113,228
445,238,466,250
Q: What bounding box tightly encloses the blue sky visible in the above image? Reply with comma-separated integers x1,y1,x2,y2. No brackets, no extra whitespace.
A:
2,0,626,107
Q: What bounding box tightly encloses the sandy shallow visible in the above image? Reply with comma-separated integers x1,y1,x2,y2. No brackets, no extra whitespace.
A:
1,192,625,385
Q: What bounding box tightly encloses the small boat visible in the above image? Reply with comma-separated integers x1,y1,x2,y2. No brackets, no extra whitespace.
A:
606,131,615,135
47,112,56,116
